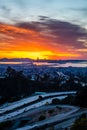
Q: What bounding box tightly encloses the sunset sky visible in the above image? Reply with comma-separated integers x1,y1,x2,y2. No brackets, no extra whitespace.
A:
0,0,87,60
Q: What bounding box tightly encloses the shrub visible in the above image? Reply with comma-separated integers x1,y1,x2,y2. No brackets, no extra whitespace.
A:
39,115,46,121
0,120,13,130
70,114,87,130
48,109,54,114
52,98,60,104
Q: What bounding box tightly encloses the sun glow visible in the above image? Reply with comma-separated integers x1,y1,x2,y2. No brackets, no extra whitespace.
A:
0,51,53,59
0,23,83,60
0,50,80,60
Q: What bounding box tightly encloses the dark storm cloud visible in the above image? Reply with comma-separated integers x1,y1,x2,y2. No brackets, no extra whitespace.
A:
16,22,43,32
15,17,87,49
39,16,49,21
44,19,87,48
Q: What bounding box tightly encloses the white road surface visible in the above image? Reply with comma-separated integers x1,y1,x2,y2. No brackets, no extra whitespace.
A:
0,91,76,114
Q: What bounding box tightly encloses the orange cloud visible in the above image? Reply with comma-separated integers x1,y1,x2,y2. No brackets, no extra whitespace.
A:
0,22,83,59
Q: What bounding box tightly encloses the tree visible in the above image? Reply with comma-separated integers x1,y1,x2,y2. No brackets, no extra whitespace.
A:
39,115,46,121
38,95,43,100
5,66,25,79
5,66,16,78
52,98,60,104
70,114,87,130
75,87,87,107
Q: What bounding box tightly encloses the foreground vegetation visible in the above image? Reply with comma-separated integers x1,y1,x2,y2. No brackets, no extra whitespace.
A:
70,114,87,130
0,67,87,106
52,87,87,108
0,67,87,130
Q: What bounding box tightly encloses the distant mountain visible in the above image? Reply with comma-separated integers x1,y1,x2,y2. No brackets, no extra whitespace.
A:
0,58,33,62
34,59,87,63
0,58,87,63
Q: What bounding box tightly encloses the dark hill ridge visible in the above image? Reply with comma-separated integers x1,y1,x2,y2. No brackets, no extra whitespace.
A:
0,58,87,63
0,58,33,62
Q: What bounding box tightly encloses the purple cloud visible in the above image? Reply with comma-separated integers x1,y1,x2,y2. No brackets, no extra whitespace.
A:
15,17,87,50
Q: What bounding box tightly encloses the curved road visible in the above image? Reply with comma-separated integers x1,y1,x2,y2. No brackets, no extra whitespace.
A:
16,105,80,130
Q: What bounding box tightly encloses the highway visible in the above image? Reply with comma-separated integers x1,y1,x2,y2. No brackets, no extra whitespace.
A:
0,91,86,130
0,92,76,123
50,109,87,130
0,91,76,115
16,105,80,130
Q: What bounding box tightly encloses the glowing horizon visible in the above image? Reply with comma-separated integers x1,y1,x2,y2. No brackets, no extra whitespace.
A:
0,0,87,60
0,50,80,60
